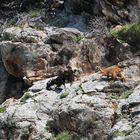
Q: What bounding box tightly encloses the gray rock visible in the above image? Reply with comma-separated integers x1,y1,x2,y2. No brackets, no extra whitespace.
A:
111,85,140,140
82,80,109,93
127,85,140,106
0,41,53,80
0,74,115,140
2,27,47,43
0,48,24,104
44,26,83,45
110,119,133,140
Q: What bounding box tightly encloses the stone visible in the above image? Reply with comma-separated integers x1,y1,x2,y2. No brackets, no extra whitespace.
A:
127,85,140,107
0,73,115,140
2,27,47,43
0,48,24,104
44,27,83,45
0,41,53,82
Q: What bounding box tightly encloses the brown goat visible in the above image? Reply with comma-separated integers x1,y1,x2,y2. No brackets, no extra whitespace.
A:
96,65,125,82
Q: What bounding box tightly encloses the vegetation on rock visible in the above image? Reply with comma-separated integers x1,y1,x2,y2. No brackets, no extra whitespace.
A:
29,10,40,18
111,90,131,99
60,91,69,99
0,0,140,140
0,106,6,113
111,23,140,49
2,32,16,41
52,131,71,140
20,92,32,102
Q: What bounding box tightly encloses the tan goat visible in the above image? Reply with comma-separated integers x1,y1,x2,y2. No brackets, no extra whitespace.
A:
96,65,125,82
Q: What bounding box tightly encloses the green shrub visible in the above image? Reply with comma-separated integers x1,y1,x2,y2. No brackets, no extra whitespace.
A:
21,127,29,134
75,84,85,95
113,131,126,137
20,92,32,102
29,10,40,18
54,131,71,140
111,23,140,48
113,128,133,138
8,17,18,26
60,91,69,99
2,33,16,41
111,90,131,99
72,35,83,43
119,91,131,99
0,107,6,113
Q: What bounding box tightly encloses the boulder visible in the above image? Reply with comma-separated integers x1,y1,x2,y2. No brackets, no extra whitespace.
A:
45,27,83,46
0,41,53,82
2,27,47,43
0,48,24,104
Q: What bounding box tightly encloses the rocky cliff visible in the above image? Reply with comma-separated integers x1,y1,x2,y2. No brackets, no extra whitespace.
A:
0,0,140,140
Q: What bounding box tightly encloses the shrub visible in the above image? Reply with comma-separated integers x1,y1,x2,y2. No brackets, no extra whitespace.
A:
45,120,52,131
54,131,71,140
111,23,140,49
75,84,85,95
20,92,32,102
72,35,83,43
60,91,69,99
80,137,89,140
111,90,131,99
21,127,29,134
49,18,69,28
0,107,6,113
8,17,18,26
119,91,131,99
29,10,40,18
88,16,110,36
2,32,16,41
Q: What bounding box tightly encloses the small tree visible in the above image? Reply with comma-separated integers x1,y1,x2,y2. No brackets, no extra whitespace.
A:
88,16,110,37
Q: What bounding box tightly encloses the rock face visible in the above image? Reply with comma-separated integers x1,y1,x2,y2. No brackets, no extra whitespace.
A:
0,54,139,139
0,41,51,79
110,85,140,140
0,26,108,104
0,26,107,84
0,73,114,140
104,37,133,64
2,27,47,43
64,0,140,24
0,27,84,83
0,0,140,139
0,47,25,104
0,50,9,103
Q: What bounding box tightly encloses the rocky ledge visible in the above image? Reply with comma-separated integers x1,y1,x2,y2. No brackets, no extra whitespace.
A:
0,55,139,139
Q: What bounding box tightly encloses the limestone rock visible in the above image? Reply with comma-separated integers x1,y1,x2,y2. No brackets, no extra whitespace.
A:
110,85,140,140
2,27,47,43
0,48,24,104
0,74,115,140
0,41,52,82
45,27,83,45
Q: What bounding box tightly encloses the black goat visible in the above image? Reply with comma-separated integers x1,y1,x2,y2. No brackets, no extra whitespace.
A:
46,66,75,90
